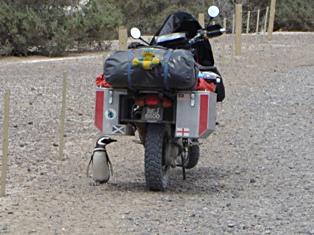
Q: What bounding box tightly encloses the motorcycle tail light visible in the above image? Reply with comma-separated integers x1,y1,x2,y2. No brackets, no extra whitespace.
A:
145,95,160,106
135,95,172,107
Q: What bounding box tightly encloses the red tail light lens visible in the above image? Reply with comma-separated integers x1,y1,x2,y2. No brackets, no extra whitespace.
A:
135,95,173,108
145,95,160,106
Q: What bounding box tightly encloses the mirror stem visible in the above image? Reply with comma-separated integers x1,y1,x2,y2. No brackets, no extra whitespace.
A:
139,37,150,45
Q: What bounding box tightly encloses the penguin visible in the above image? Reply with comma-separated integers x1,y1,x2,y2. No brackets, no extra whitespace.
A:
87,136,117,184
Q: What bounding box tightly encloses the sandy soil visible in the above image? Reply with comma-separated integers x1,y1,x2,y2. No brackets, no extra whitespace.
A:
0,33,314,234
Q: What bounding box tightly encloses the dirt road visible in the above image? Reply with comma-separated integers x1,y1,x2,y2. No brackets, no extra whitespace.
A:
0,33,313,234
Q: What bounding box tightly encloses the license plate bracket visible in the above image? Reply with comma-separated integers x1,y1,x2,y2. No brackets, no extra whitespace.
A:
143,107,163,122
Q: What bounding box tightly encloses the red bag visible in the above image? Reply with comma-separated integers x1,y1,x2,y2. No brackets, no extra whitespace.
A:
195,78,216,92
96,74,111,88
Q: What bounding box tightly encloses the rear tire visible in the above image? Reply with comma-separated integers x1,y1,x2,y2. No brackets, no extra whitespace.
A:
144,124,170,191
184,145,200,169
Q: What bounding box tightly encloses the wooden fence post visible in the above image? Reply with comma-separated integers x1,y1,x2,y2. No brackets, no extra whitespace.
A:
221,18,227,64
223,17,227,30
198,13,205,28
268,0,277,40
118,26,128,50
263,6,269,34
235,4,242,56
256,9,260,34
58,74,67,160
232,14,235,34
1,90,10,197
246,11,251,34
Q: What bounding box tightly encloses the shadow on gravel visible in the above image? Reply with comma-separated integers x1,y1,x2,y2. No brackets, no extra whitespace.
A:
104,166,229,195
167,166,229,195
107,181,147,192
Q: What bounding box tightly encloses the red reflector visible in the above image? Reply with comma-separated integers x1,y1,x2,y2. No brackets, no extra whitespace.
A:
199,94,209,136
95,90,104,131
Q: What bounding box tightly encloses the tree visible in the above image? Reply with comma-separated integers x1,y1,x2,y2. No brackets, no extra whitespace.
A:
275,0,314,31
0,0,122,56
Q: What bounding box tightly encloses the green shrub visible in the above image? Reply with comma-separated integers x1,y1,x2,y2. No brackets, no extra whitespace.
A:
276,0,314,31
0,0,122,56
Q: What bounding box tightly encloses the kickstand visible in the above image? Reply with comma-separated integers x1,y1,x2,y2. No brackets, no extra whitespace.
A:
180,152,186,180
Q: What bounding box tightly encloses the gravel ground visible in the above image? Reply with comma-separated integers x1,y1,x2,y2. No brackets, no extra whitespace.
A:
0,33,313,234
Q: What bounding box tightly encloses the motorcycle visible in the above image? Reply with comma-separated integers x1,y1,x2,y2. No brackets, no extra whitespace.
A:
90,6,225,191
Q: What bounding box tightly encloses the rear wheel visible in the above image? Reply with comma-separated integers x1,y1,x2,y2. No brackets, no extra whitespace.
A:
144,124,170,191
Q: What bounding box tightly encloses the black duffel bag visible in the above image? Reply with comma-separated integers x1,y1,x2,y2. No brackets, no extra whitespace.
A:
104,48,198,90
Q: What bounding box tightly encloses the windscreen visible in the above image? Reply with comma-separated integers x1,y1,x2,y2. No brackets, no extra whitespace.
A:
151,11,215,66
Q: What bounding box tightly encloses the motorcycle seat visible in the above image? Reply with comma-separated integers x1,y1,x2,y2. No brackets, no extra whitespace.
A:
197,64,217,72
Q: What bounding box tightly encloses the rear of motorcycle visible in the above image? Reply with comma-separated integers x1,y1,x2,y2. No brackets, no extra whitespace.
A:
92,5,223,191
94,87,217,191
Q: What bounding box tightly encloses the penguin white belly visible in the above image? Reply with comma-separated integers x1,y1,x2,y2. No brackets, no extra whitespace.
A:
92,151,110,183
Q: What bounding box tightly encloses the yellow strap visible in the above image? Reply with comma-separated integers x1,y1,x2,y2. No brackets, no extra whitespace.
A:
132,57,160,70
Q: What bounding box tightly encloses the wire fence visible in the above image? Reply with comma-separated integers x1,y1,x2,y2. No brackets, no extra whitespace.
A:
216,6,270,34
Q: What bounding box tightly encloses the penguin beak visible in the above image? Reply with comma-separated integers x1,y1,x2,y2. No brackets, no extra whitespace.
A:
108,138,117,144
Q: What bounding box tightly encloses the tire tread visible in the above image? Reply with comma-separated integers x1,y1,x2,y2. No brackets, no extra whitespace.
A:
144,124,167,191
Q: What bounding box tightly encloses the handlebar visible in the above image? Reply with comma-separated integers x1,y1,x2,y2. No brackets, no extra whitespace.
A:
188,26,225,45
206,28,226,38
188,33,203,45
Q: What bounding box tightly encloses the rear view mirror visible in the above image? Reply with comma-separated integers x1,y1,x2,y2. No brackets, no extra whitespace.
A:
208,6,220,18
130,27,142,39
